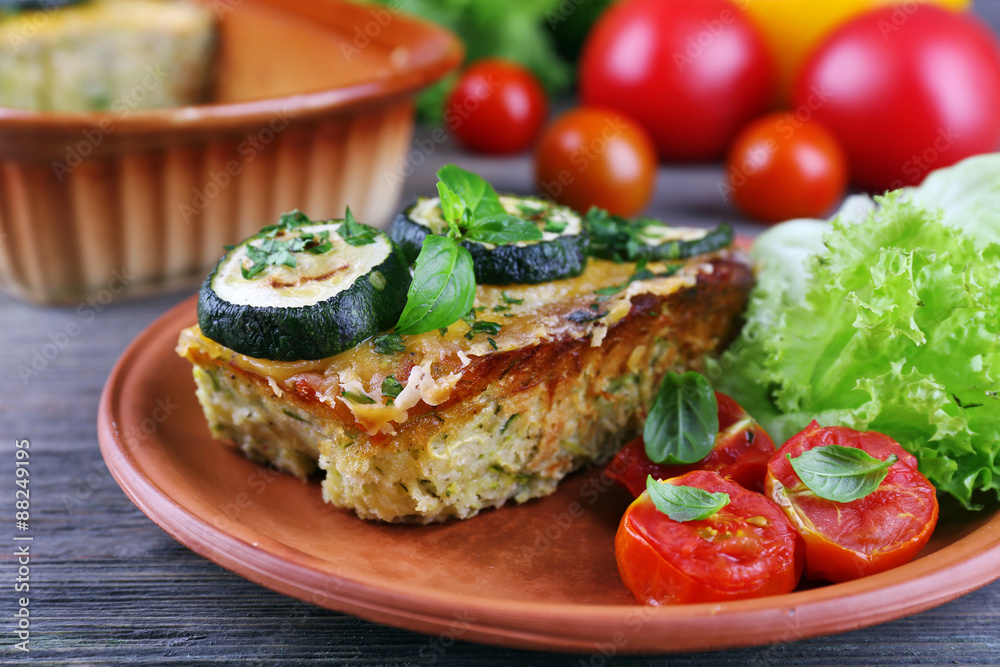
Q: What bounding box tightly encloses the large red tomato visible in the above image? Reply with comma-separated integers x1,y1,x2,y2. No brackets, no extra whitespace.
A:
579,0,775,161
793,5,1000,192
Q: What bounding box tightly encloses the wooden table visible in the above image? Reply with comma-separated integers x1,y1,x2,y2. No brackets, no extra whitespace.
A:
4,6,1000,664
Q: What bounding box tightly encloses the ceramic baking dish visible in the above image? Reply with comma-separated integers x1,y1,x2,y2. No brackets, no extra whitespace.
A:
0,0,461,304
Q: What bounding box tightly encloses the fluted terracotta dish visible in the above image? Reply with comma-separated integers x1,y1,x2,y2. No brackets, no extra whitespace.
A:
96,295,1000,654
0,0,462,305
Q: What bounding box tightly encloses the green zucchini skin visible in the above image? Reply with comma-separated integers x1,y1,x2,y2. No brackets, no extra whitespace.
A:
198,224,411,362
390,197,590,285
587,208,734,262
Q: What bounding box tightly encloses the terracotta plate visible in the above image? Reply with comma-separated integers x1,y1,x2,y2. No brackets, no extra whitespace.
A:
98,295,1000,654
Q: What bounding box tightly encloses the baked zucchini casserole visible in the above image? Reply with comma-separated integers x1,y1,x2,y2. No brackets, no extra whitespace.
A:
178,168,752,523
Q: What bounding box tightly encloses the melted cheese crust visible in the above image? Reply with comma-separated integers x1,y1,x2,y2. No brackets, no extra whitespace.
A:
180,258,704,436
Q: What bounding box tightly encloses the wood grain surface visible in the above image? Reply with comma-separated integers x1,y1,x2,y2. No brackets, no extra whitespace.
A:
4,3,1000,663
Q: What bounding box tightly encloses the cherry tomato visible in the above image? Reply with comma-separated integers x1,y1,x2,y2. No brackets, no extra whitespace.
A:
765,421,939,583
444,59,548,155
616,471,803,604
743,0,971,103
793,5,1000,192
534,107,656,217
608,393,775,496
579,0,774,161
725,112,848,223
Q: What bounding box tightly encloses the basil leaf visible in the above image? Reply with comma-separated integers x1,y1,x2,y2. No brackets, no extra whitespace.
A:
646,476,730,522
788,445,899,503
436,182,465,236
436,164,505,219
464,214,544,245
395,235,476,335
644,372,718,464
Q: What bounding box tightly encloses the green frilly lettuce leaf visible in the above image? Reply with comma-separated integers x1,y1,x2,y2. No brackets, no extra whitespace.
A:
713,192,1000,508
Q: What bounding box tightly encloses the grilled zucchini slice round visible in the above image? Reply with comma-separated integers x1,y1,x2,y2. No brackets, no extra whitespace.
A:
587,208,734,262
198,213,411,361
391,196,589,285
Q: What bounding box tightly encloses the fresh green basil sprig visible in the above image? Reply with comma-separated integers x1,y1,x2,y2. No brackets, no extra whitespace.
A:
646,475,730,522
643,371,719,465
395,165,543,335
788,445,898,503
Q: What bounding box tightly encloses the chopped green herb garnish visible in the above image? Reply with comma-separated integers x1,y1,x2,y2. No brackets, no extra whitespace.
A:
381,375,404,399
339,207,378,247
487,337,498,350
500,413,520,434
566,309,609,324
239,210,338,280
464,320,502,340
543,217,568,234
282,409,309,423
342,390,376,405
374,334,406,355
501,291,524,305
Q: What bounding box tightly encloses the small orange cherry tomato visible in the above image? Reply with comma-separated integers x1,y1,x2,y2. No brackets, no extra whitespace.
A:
725,112,848,223
535,107,657,217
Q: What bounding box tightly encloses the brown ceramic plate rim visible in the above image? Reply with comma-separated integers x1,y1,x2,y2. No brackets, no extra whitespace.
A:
0,0,463,134
98,294,1000,654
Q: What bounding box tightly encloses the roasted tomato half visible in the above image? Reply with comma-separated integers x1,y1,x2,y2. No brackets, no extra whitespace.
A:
616,471,803,604
765,421,939,583
607,393,775,496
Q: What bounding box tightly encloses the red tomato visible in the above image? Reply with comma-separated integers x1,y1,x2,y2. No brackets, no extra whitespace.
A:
725,112,848,223
616,471,803,604
579,0,775,161
608,393,775,496
534,107,657,217
765,421,939,583
793,5,1000,191
444,59,548,155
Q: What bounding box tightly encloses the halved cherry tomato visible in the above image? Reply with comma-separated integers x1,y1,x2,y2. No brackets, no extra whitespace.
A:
616,470,803,604
765,421,939,583
608,393,775,496
444,59,548,155
535,107,657,217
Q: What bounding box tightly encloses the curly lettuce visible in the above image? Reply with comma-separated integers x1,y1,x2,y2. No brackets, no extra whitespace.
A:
712,192,1000,508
